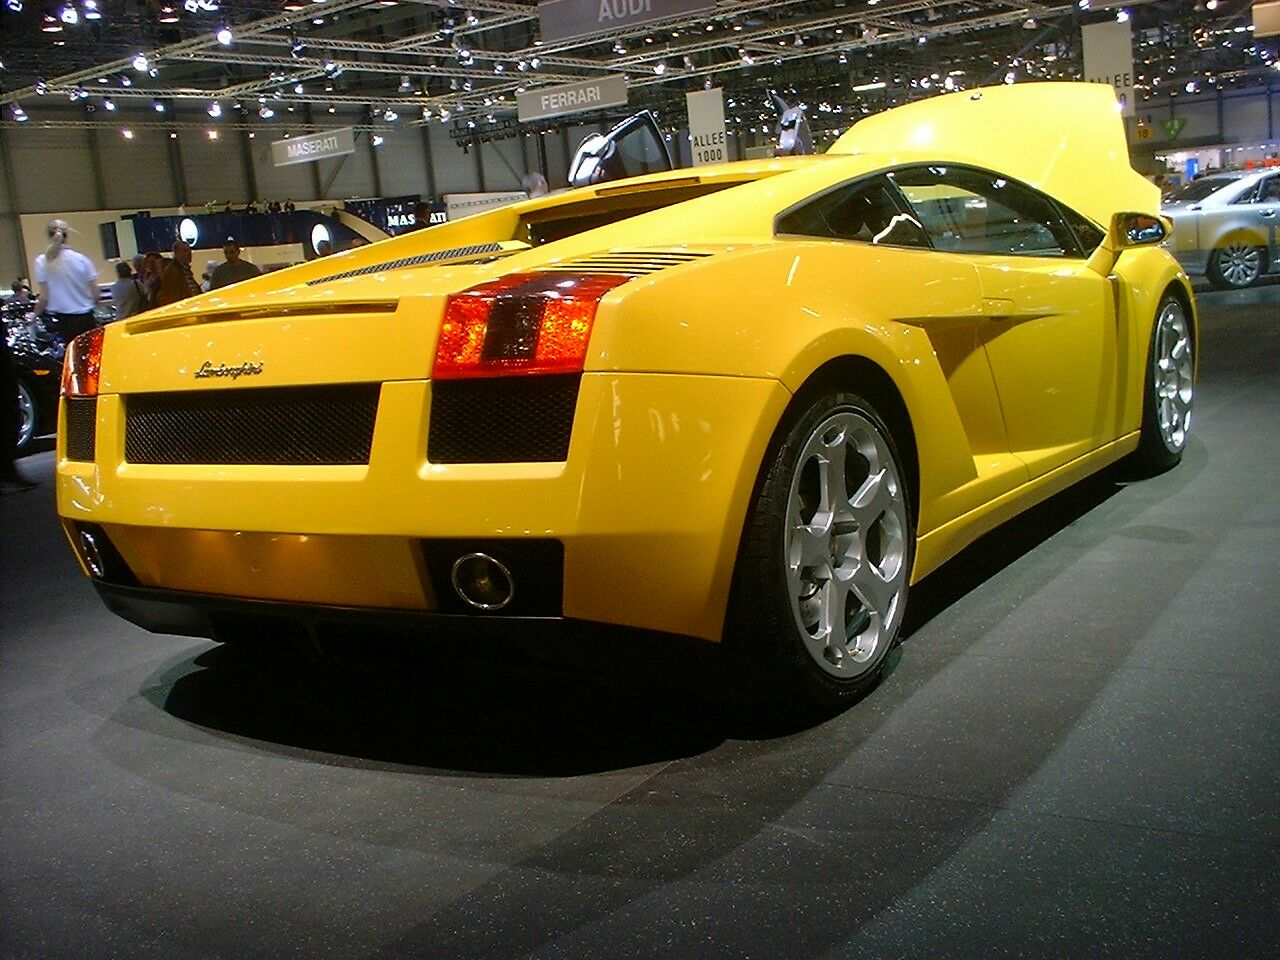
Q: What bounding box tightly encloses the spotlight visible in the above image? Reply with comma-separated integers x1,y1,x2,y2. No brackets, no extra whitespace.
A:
383,107,398,121
216,26,232,45
59,4,77,24
652,60,666,75
11,103,29,122
1116,8,1130,22
207,129,218,139
119,76,131,87
290,38,306,57
294,83,304,94
372,134,384,146
122,129,134,139
259,105,274,118
34,79,48,95
158,5,178,22
103,97,115,110
5,0,22,11
398,74,411,91
153,99,165,112
134,52,150,69
41,13,61,30
207,100,222,117
84,0,100,19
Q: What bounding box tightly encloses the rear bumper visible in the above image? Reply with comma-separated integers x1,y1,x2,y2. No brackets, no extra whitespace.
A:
90,580,740,693
58,372,791,642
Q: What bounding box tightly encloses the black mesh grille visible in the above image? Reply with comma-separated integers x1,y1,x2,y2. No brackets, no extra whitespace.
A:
306,243,504,285
125,384,380,465
64,398,97,461
429,375,579,463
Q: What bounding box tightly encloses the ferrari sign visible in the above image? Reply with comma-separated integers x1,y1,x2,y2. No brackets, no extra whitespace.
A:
538,0,713,42
270,127,355,167
1082,20,1135,117
517,75,628,122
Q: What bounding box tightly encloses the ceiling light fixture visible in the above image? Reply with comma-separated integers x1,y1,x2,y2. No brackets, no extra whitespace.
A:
215,26,233,45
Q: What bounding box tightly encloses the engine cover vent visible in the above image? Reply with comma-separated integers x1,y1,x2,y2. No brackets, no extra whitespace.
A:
541,251,711,276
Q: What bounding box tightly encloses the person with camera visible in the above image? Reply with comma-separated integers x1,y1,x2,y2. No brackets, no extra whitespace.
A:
33,219,100,342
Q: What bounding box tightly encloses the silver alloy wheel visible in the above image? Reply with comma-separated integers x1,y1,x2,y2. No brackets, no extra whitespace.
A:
16,382,35,451
1215,242,1262,287
1154,299,1194,454
784,410,909,680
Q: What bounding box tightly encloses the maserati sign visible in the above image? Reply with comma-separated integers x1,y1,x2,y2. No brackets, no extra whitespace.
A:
270,127,356,167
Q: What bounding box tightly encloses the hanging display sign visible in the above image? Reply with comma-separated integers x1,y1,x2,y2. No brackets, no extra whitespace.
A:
537,0,713,43
1081,20,1135,117
517,75,628,122
1255,1,1280,38
686,88,728,166
270,127,356,167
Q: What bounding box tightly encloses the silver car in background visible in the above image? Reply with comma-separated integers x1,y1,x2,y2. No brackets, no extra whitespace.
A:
1162,168,1280,289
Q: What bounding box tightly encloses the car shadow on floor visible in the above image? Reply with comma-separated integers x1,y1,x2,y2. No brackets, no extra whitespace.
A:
151,453,1196,778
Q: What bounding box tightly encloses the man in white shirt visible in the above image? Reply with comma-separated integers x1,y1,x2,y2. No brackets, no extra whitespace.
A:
33,219,100,340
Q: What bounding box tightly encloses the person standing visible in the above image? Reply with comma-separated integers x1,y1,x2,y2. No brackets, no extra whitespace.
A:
155,241,202,307
209,240,262,290
33,219,99,341
109,262,145,319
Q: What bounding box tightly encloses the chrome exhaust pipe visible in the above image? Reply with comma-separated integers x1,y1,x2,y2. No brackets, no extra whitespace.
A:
450,553,515,611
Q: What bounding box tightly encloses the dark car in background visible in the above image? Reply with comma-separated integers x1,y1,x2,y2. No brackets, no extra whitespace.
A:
4,304,63,452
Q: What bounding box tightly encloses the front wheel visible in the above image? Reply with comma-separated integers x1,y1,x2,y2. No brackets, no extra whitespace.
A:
726,391,914,710
1207,241,1265,289
1129,294,1194,476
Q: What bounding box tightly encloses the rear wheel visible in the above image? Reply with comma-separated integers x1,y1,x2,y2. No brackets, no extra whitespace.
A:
727,391,913,710
1207,241,1265,289
1130,294,1194,475
16,380,35,452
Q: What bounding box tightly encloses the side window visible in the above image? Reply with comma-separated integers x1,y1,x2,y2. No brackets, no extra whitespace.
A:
777,177,931,248
1058,204,1106,256
1258,176,1280,203
889,165,1080,258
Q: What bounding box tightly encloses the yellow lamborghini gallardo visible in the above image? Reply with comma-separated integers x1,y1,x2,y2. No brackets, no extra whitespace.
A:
57,84,1196,707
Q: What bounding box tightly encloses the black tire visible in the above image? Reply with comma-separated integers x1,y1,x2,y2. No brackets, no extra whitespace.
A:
1129,293,1195,477
16,380,36,453
725,390,915,711
1206,241,1266,290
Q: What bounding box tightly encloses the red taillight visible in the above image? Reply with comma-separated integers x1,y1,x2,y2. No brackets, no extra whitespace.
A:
60,327,105,398
434,272,630,380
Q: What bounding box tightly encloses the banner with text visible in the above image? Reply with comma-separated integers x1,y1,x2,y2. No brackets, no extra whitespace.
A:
1081,20,1135,117
517,75,628,122
271,127,356,167
686,88,728,166
538,0,714,43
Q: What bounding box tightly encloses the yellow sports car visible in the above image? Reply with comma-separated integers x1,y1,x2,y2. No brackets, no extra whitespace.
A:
57,83,1195,708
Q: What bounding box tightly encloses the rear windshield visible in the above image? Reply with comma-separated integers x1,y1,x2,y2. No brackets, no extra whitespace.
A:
515,180,747,245
1166,176,1242,203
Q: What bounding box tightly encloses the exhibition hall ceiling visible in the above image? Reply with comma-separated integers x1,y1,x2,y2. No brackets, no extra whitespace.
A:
0,0,1270,139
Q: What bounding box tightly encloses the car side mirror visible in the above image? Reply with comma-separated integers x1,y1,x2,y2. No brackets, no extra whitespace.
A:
1111,212,1169,248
